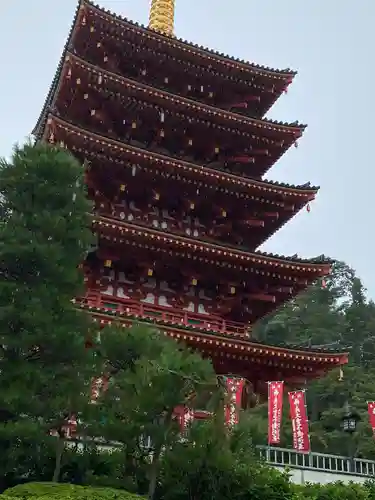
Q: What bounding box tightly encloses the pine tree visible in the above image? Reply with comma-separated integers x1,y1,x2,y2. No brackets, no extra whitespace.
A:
88,324,217,500
0,141,98,481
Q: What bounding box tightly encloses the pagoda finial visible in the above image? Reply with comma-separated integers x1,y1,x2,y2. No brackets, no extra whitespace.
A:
148,0,175,37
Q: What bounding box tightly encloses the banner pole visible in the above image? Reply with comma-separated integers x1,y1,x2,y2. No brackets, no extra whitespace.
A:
267,381,271,461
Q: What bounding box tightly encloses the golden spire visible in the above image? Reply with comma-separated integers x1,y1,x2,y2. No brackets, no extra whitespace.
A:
148,0,175,37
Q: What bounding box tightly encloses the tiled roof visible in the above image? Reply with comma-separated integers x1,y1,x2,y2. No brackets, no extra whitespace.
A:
94,214,333,270
45,115,316,201
86,0,296,78
34,0,298,138
67,53,306,132
85,307,347,360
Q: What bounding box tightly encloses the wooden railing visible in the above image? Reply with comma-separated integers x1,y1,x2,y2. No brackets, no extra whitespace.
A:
77,292,249,338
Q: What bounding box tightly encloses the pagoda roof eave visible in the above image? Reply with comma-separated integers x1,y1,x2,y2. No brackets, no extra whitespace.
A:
85,0,297,80
45,116,319,199
93,214,333,273
32,1,83,137
85,308,349,368
33,0,297,137
65,52,305,136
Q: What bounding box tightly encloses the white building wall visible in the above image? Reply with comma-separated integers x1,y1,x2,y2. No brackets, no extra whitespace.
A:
272,465,369,485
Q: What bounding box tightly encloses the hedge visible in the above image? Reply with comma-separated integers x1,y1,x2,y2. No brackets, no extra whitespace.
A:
3,482,142,499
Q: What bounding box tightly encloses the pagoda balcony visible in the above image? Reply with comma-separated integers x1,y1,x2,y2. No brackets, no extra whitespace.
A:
79,298,348,388
75,292,249,338
39,54,303,179
40,0,296,129
88,216,331,325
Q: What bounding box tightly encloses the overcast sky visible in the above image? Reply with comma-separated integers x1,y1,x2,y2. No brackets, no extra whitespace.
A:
1,0,374,296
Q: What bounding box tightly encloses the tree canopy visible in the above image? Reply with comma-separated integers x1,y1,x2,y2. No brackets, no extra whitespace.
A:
251,259,375,458
0,142,98,482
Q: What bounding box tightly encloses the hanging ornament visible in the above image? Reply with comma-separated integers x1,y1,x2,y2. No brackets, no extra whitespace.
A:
104,260,112,268
189,201,195,210
338,367,344,381
120,184,126,192
191,278,198,286
321,278,327,289
283,78,293,93
306,203,311,213
147,268,153,277
294,141,298,148
214,146,220,154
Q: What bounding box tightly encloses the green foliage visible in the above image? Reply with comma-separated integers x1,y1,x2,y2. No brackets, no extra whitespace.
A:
158,419,297,500
252,259,375,458
88,324,217,498
0,141,99,481
298,481,372,500
4,482,141,499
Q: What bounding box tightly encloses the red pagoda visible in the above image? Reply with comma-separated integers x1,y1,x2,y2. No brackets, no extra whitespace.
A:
33,0,348,404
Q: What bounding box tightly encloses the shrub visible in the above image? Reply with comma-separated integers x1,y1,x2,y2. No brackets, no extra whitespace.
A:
4,482,141,499
296,481,370,500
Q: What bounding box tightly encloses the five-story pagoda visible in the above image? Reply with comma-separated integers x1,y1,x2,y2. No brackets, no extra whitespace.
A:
33,0,348,402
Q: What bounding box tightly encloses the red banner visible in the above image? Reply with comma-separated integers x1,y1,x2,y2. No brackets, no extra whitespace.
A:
224,377,245,427
268,381,284,445
368,402,375,434
288,390,310,452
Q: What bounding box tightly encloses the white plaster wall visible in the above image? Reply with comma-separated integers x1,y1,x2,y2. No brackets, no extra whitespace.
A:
272,465,369,485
